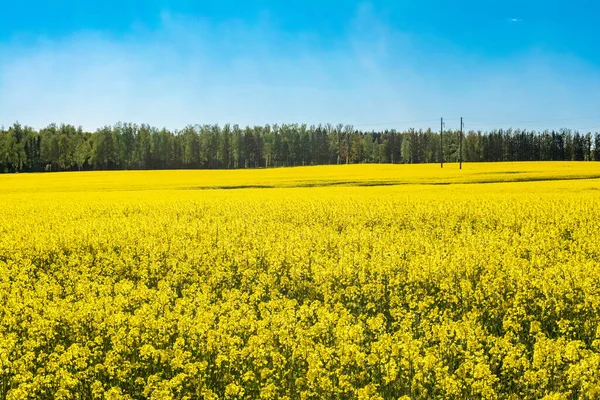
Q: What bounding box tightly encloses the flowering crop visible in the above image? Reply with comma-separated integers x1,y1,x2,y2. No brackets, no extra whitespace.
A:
1,164,600,399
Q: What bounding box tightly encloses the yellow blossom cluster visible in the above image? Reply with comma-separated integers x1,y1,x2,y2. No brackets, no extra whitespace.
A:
1,164,600,399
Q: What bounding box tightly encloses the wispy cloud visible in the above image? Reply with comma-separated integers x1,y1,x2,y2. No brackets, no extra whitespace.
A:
0,6,599,132
508,18,523,23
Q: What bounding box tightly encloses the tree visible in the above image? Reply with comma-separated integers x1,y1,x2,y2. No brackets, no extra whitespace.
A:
119,123,137,169
232,125,244,168
362,132,374,163
585,133,592,161
401,134,412,164
91,126,118,170
328,124,341,165
3,120,600,174
221,124,232,169
74,135,92,171
136,125,152,169
0,125,23,172
350,132,363,163
573,131,585,161
181,125,200,168
40,124,60,171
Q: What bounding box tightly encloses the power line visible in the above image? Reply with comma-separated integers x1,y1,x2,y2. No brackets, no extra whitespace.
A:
465,124,600,132
568,126,600,131
464,116,599,125
352,118,444,128
313,116,599,131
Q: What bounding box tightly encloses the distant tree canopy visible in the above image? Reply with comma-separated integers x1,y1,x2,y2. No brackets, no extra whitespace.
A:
0,122,599,173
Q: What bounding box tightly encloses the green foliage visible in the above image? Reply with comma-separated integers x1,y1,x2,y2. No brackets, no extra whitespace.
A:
0,122,599,173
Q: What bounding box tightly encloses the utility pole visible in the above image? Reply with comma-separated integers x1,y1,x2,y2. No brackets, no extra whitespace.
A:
460,117,464,170
440,118,444,168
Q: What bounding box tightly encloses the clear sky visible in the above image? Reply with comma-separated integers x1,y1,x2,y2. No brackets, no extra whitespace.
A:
2,0,599,132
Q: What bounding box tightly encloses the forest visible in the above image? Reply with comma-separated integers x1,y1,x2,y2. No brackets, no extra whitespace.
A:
1,122,599,172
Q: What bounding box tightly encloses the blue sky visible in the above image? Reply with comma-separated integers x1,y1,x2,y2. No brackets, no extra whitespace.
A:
2,0,600,132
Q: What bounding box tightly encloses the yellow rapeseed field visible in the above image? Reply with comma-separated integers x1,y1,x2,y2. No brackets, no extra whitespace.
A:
1,162,600,399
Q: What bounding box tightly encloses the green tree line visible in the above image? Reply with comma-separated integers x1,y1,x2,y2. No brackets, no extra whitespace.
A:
1,122,599,172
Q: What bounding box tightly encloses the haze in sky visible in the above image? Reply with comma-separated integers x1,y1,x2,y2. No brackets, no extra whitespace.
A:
1,0,599,132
